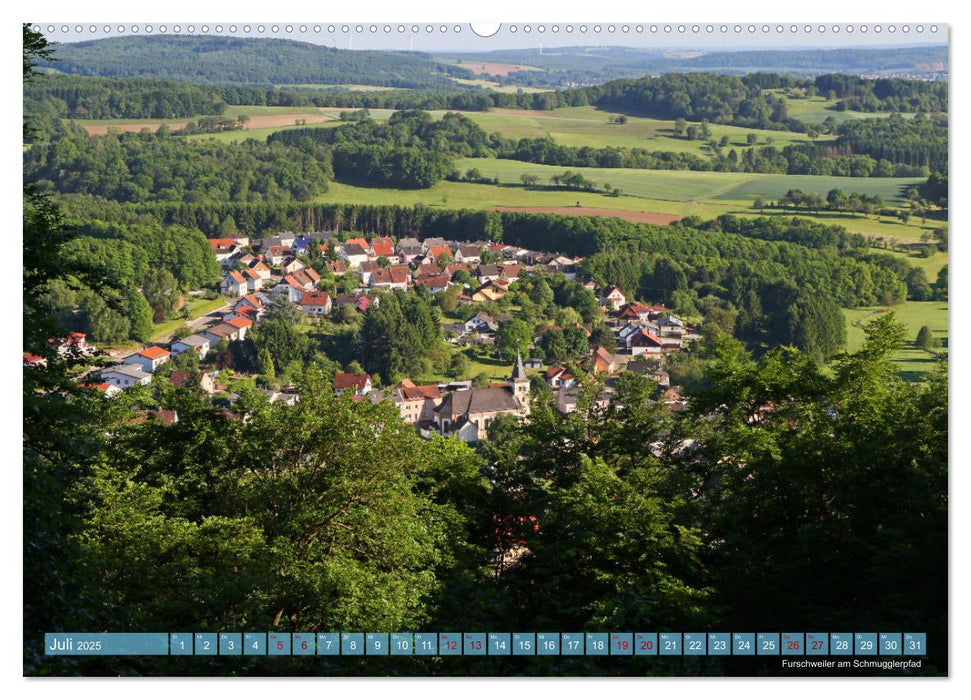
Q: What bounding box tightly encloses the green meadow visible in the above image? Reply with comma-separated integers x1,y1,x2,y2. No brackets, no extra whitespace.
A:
843,301,948,382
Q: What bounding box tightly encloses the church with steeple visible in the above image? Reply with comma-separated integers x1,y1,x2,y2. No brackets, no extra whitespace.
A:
431,354,531,443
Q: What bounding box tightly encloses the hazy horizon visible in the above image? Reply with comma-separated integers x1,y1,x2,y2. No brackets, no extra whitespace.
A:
33,22,948,54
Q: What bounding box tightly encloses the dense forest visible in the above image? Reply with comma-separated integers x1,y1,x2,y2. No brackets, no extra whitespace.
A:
24,127,333,202
814,73,948,112
834,113,948,172
24,73,229,119
36,220,220,343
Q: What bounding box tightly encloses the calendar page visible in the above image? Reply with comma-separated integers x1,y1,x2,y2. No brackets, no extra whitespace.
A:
21,10,949,683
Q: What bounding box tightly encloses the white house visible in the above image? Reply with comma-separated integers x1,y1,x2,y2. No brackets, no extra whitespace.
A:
126,346,171,373
601,286,627,311
299,290,333,316
220,270,248,297
630,330,664,357
201,323,242,346
170,334,211,360
101,364,152,388
339,243,370,269
455,245,482,265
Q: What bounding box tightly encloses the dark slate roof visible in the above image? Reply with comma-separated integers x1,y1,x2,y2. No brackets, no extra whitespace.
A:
434,387,519,418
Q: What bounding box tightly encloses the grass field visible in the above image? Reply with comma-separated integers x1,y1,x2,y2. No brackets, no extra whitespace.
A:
452,158,931,240
449,105,829,154
151,295,227,342
868,246,948,281
183,120,343,143
779,92,917,124
458,157,922,204
314,173,935,242
843,301,948,382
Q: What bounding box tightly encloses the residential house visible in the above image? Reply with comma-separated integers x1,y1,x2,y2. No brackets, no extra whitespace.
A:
370,237,396,261
81,382,123,398
415,262,440,278
223,315,253,341
477,264,501,285
547,255,579,279
414,273,451,294
388,379,442,425
455,245,482,265
658,315,686,336
593,346,627,374
240,267,264,291
326,260,348,275
101,364,152,388
293,235,313,254
627,359,671,387
499,265,522,282
169,370,217,394
343,236,371,252
299,290,333,316
23,353,46,368
388,265,410,290
264,389,300,406
421,236,447,251
443,262,470,279
52,331,93,358
338,243,370,269
601,286,627,311
357,260,381,286
545,365,577,390
261,233,295,250
397,245,423,263
333,372,372,397
471,280,506,303
209,237,243,264
426,245,454,265
201,323,242,346
264,246,292,267
273,270,317,302
170,334,211,360
235,292,269,316
220,270,248,297
618,302,668,322
248,259,272,280
281,257,306,275
131,409,180,426
629,330,664,356
465,312,499,336
127,346,170,373
335,294,376,314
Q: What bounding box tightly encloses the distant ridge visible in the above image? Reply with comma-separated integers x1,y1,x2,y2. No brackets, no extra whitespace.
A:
36,35,473,89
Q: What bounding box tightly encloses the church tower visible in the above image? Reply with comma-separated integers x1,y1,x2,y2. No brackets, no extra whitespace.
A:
509,351,530,402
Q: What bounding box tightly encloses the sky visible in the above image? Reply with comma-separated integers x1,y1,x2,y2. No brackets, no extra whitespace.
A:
31,21,948,54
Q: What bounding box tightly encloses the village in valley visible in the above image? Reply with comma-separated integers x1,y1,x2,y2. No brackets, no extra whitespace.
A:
30,231,696,443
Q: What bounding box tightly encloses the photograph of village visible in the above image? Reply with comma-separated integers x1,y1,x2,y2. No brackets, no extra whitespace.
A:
23,21,948,677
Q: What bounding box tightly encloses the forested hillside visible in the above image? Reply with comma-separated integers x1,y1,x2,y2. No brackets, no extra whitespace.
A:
38,35,472,88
